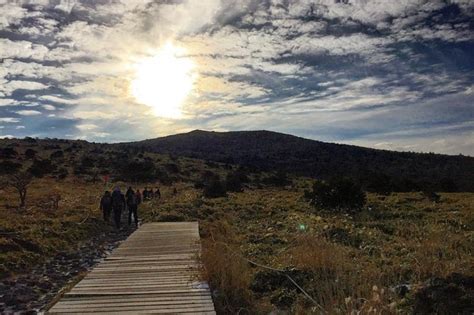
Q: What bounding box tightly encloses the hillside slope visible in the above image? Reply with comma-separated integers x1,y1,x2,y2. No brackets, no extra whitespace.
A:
127,130,474,191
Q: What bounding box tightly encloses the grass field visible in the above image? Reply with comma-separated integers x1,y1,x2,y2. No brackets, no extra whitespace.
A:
1,175,472,314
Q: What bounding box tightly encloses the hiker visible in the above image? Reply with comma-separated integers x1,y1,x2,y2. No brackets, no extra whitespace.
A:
135,189,142,204
154,187,161,199
127,188,139,227
111,187,126,229
125,186,134,200
143,187,153,200
99,191,112,222
135,189,142,206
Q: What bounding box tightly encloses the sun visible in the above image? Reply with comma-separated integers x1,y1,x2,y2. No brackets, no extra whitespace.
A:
131,43,196,118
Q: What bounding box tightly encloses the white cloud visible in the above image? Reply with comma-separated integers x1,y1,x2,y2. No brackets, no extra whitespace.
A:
0,80,48,96
16,109,41,116
39,95,77,105
0,117,20,123
42,104,56,110
76,124,98,131
0,98,20,106
0,4,28,30
0,38,49,60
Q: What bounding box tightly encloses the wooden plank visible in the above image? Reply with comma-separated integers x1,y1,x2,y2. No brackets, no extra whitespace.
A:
47,222,215,314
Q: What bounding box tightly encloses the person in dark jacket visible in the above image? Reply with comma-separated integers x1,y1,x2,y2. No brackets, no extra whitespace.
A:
143,187,149,200
154,187,161,199
127,188,139,227
125,186,134,200
111,187,126,229
100,191,112,222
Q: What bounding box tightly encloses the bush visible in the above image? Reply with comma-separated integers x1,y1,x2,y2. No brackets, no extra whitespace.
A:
203,178,227,198
50,150,64,159
24,149,37,159
263,170,291,187
117,160,158,182
165,163,180,174
28,159,56,178
365,172,392,195
0,161,22,175
0,148,18,159
55,167,69,180
308,177,366,211
225,173,243,192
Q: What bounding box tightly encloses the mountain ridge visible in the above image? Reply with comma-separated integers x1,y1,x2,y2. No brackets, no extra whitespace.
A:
124,129,474,192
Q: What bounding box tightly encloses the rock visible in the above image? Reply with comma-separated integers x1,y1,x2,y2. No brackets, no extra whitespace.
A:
391,284,411,298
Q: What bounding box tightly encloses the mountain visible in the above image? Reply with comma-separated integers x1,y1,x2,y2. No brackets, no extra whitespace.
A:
125,130,474,192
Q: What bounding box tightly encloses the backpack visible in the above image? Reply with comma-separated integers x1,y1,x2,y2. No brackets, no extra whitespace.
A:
112,191,123,208
102,195,112,208
127,194,137,207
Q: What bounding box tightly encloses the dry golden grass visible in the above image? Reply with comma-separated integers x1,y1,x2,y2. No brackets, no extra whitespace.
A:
1,174,472,314
200,221,257,314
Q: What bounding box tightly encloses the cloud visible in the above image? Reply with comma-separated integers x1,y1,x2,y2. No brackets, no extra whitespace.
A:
16,109,42,116
38,95,77,105
0,117,20,123
0,98,21,106
42,104,56,110
0,80,49,96
0,0,472,154
76,123,98,131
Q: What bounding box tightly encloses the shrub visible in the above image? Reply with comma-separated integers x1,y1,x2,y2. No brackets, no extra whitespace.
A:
0,161,22,175
308,177,366,211
365,172,392,195
165,163,180,174
24,149,37,159
156,168,173,185
203,178,227,198
438,178,458,192
55,167,69,180
28,159,56,178
263,170,291,187
225,171,246,192
118,160,158,182
0,148,17,159
50,150,64,159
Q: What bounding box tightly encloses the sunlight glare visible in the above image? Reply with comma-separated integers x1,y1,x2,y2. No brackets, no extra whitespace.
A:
131,43,196,118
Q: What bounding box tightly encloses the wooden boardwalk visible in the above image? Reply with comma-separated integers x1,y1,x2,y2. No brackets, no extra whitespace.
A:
48,222,216,314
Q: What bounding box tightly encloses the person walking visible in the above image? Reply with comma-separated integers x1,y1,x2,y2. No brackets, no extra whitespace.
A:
125,186,134,200
111,187,125,229
154,187,161,200
127,188,139,227
99,191,112,222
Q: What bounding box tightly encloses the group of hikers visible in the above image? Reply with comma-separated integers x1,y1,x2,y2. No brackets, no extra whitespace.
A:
99,186,161,229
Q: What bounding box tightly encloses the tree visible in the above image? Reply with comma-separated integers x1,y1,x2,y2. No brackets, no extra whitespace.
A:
308,177,366,212
1,172,32,208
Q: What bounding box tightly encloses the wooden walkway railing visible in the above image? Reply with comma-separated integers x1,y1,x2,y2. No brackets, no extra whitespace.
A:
47,222,216,314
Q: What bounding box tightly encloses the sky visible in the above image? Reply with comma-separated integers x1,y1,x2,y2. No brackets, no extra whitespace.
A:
0,0,473,155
